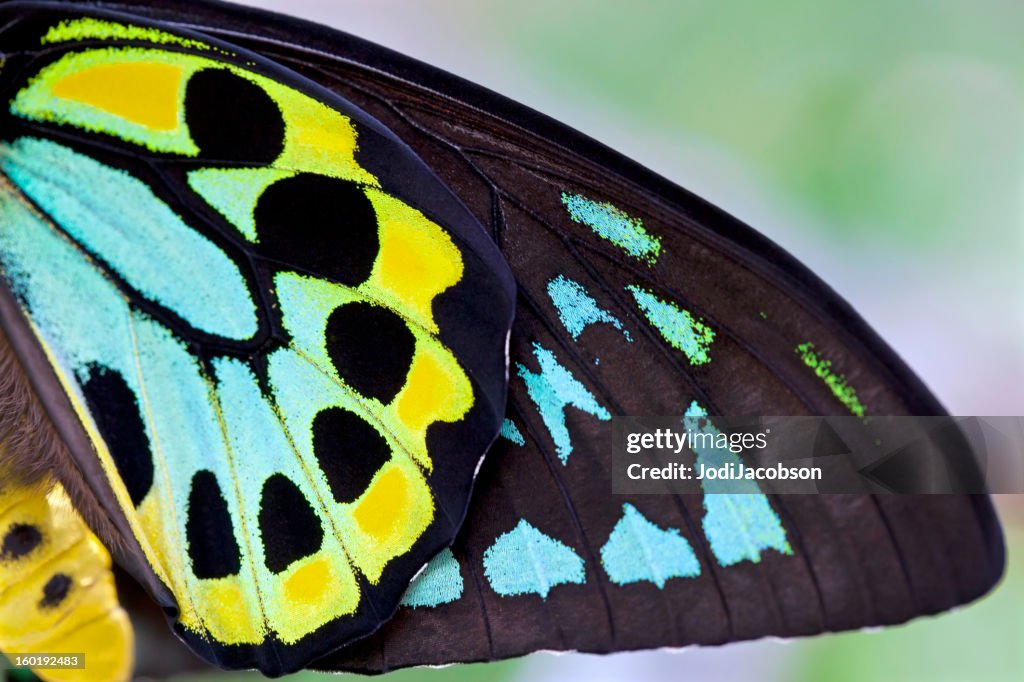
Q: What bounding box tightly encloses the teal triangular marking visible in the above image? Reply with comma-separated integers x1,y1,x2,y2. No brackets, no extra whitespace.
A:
547,274,632,342
600,504,701,588
483,519,585,598
685,401,792,566
499,418,525,446
400,548,463,608
560,192,661,264
628,285,715,365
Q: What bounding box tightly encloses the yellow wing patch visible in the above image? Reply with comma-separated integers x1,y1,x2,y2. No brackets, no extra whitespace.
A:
49,60,184,131
13,46,377,184
366,189,465,333
13,49,198,154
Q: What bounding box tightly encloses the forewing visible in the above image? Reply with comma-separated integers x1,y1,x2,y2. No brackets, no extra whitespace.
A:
0,3,513,675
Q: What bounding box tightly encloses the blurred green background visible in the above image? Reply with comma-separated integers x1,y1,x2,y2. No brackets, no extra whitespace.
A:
230,2,1024,681
9,1,1020,681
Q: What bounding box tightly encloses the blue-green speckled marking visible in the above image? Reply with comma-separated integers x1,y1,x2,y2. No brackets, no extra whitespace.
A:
547,275,631,342
628,285,714,365
0,171,346,600
499,418,525,446
684,401,791,566
600,504,700,588
400,548,463,608
0,137,258,340
516,343,611,464
483,519,585,598
211,355,342,589
267,344,399,500
0,178,133,382
268,271,413,477
561,192,661,264
0,183,260,598
187,167,294,243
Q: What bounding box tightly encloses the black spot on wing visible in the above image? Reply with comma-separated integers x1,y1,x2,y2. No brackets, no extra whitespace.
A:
81,365,153,507
184,68,284,163
254,174,379,287
325,302,415,403
312,407,390,504
39,573,72,609
259,474,323,574
1,523,42,560
186,470,242,580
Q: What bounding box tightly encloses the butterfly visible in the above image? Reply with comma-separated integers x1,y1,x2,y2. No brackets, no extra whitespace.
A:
0,0,1005,679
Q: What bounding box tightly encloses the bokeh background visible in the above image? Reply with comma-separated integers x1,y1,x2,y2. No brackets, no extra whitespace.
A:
11,1,1023,680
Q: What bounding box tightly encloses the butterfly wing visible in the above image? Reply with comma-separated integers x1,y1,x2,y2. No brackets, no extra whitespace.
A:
0,0,1005,675
100,0,1006,672
0,3,513,675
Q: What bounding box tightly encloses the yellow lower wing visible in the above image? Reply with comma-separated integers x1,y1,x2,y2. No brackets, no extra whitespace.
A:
0,471,133,682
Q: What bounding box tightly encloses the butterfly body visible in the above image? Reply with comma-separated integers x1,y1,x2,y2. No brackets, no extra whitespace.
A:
0,467,132,682
0,0,1006,677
